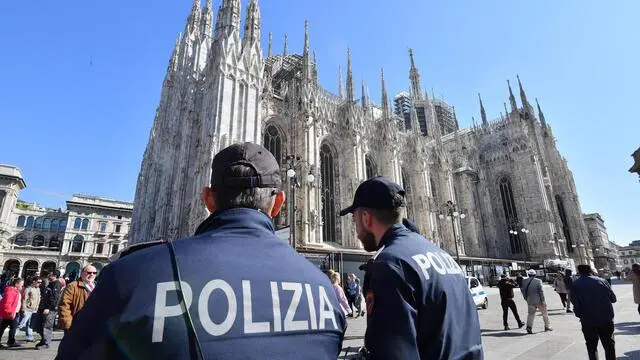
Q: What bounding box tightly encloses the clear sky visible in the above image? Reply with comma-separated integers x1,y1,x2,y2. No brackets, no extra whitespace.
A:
1,1,638,245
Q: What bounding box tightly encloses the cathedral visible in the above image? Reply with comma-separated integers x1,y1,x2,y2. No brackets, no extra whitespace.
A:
131,0,594,273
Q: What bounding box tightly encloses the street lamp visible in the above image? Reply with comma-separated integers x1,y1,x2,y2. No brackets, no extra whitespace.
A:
285,155,315,250
437,201,465,264
508,223,530,268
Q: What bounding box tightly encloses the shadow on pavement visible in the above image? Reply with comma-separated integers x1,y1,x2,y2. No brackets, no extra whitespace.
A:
340,346,361,360
615,322,640,336
344,335,364,341
617,349,640,359
483,331,529,338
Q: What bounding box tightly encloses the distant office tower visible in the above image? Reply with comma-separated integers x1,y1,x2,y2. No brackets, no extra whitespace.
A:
394,92,412,130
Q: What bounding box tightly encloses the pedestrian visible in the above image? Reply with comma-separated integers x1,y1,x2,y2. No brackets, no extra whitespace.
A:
57,142,346,359
36,270,63,350
0,277,24,348
340,176,483,359
58,265,97,335
18,276,41,343
553,273,572,312
570,265,617,360
497,274,525,330
520,269,552,334
349,274,364,317
629,263,640,316
330,272,352,317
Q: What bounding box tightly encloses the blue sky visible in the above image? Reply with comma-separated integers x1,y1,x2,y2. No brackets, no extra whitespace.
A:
1,1,638,245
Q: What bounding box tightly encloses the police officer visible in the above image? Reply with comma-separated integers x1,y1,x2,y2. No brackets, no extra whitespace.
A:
57,143,346,359
340,176,483,360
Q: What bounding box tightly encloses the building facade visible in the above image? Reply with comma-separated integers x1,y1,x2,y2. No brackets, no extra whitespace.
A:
618,241,640,271
132,0,594,273
582,213,616,270
0,165,131,280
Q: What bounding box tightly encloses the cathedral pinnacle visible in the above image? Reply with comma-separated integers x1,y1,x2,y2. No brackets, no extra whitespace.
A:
507,79,518,113
283,33,288,56
186,0,201,33
517,75,533,119
346,48,354,103
303,20,311,81
361,79,369,110
503,102,509,120
242,0,261,48
338,65,344,99
312,50,318,84
267,32,272,57
381,68,390,119
478,93,488,126
535,98,547,129
408,48,422,100
201,0,214,37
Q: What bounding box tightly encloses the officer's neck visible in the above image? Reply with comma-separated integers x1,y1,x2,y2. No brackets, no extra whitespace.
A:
373,224,398,249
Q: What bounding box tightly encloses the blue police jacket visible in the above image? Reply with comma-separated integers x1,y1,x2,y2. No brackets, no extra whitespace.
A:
56,208,347,360
363,224,483,360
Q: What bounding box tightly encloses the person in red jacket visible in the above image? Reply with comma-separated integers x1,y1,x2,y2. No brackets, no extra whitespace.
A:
0,277,24,348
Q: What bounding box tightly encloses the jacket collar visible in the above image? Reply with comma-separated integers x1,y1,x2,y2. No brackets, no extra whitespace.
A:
373,224,409,258
194,208,276,236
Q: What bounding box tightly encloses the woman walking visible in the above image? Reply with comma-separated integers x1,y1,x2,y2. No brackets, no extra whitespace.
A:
553,273,572,312
330,272,352,317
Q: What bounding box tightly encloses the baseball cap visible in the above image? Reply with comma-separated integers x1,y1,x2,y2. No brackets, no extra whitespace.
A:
211,142,281,189
339,176,405,216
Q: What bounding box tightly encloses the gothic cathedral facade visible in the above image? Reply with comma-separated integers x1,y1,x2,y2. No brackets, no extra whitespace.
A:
132,0,593,267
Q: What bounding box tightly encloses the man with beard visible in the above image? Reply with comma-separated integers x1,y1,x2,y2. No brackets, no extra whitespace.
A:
340,176,483,360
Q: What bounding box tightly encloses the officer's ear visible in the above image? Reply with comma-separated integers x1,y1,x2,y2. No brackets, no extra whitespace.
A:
201,186,217,214
269,190,286,218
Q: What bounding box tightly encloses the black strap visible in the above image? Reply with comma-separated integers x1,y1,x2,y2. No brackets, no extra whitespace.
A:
524,278,533,301
167,241,205,360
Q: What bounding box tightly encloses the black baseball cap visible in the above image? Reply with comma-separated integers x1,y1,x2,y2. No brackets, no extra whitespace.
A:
211,142,281,189
339,176,405,216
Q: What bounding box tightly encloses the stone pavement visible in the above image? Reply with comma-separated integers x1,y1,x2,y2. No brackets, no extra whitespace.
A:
341,281,640,359
0,330,61,360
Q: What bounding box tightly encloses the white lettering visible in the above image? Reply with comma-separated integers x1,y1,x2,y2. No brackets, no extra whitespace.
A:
152,281,193,343
442,253,462,275
304,284,318,330
427,252,447,275
281,282,308,331
270,281,282,332
318,286,338,330
412,254,431,280
243,280,270,333
199,279,237,336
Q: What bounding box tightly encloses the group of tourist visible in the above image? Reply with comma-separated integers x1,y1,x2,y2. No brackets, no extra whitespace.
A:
498,263,640,360
0,265,97,350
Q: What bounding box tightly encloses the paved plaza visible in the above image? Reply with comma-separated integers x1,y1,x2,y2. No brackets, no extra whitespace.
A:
1,282,637,359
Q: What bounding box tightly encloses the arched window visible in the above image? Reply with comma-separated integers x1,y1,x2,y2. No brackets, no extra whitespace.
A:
17,216,25,227
365,156,377,179
263,124,284,165
26,216,34,228
59,220,67,231
81,218,89,231
71,235,84,253
73,218,81,230
499,177,522,254
49,236,60,250
32,235,45,247
14,235,27,246
34,217,43,229
51,219,59,231
43,218,51,230
555,195,573,253
320,143,337,243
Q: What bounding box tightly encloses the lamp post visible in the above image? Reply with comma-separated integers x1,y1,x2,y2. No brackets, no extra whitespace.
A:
437,201,466,264
285,155,315,250
508,223,530,268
